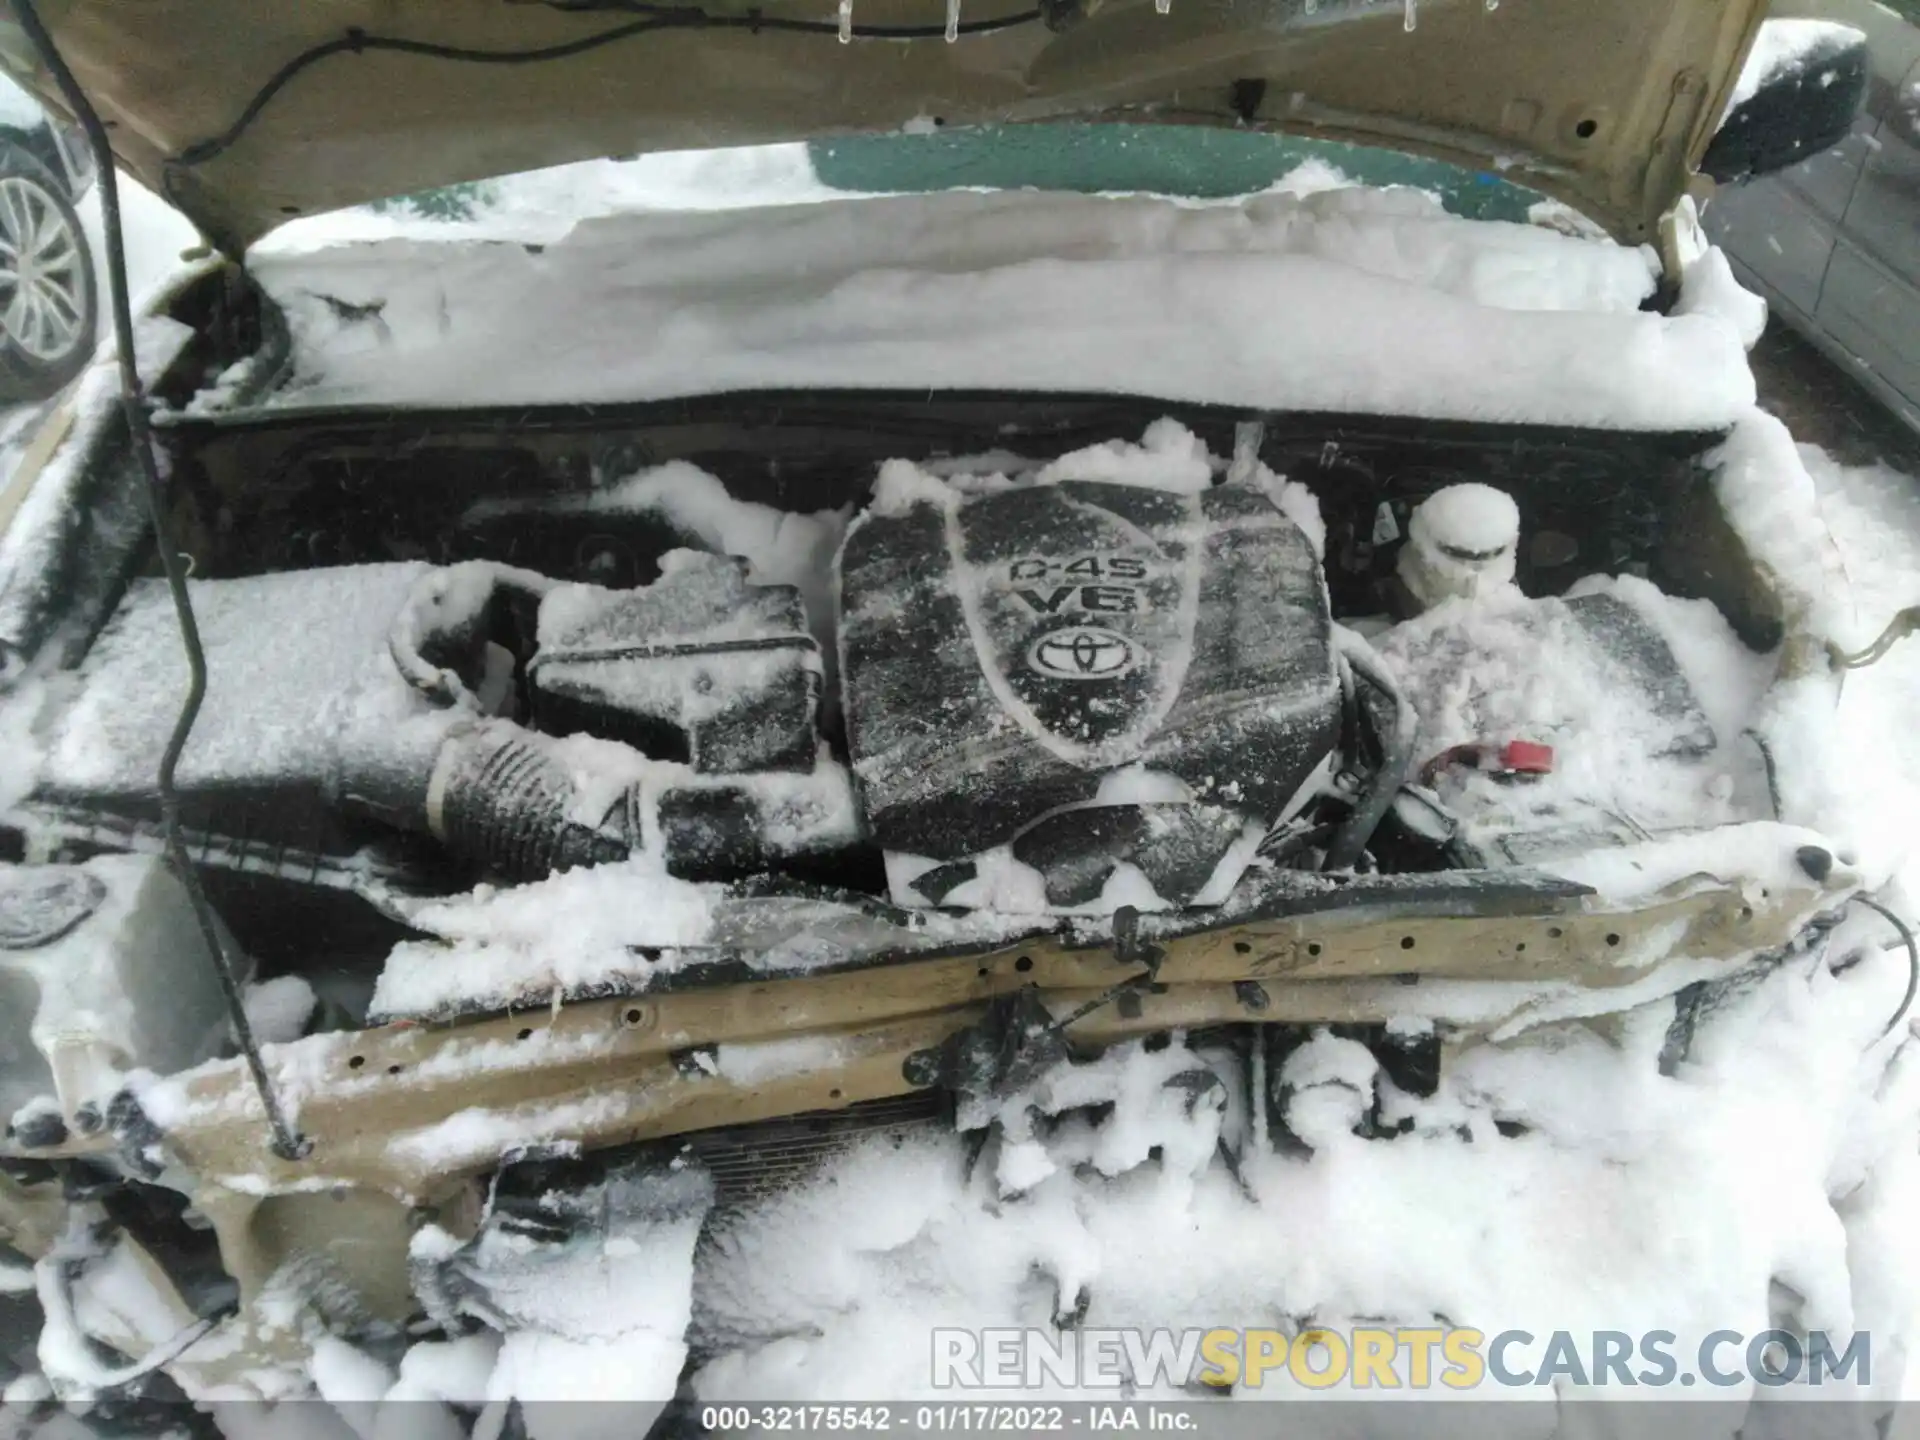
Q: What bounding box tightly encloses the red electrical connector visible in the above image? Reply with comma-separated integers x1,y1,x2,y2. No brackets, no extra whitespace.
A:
1498,740,1555,774
1419,739,1556,787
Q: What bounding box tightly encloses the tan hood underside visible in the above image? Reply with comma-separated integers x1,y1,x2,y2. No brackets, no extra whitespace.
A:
1,0,1759,253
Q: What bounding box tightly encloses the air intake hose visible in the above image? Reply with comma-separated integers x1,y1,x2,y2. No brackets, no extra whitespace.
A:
423,722,636,883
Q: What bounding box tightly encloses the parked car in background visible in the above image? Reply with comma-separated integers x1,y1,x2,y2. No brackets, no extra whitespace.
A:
1704,0,1920,431
0,69,94,403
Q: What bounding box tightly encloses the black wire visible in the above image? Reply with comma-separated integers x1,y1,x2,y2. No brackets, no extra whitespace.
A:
548,0,1045,38
1743,726,1783,821
1323,629,1416,872
1852,894,1920,1040
171,5,1043,176
13,0,308,1161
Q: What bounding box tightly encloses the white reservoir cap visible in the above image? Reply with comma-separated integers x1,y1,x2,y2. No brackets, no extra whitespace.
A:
1397,483,1521,609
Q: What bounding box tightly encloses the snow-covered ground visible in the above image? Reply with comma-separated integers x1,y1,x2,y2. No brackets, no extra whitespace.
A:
6,145,1920,1426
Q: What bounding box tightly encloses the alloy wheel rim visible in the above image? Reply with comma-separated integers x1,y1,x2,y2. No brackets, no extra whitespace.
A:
0,173,88,364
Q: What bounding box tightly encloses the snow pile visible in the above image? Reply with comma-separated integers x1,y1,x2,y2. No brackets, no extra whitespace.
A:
307,1303,679,1440
1667,196,1769,352
868,417,1235,516
884,825,1264,918
1034,416,1218,494
1683,428,1890,901
1279,1031,1389,1151
229,185,1751,430
1678,248,1769,352
257,145,838,256
441,1211,698,1401
688,952,1920,1407
390,1164,711,1430
370,858,711,1020
1253,183,1658,314
1372,578,1775,843
486,461,849,667
385,1333,500,1407
1792,446,1920,901
716,1034,848,1086
242,976,316,1046
961,1036,1230,1198
1539,819,1847,905
1711,415,1858,640
1264,156,1361,202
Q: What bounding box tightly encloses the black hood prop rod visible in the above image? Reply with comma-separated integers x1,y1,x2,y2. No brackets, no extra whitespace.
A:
12,0,307,1162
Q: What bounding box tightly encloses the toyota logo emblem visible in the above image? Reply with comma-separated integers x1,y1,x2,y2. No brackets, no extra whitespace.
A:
1027,626,1136,680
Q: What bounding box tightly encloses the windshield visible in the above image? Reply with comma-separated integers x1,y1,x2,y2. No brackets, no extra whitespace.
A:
253,121,1563,257
811,122,1552,222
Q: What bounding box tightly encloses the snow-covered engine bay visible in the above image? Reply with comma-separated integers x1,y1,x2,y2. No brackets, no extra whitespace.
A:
0,391,1881,1411
10,398,1785,938
4,398,1806,1017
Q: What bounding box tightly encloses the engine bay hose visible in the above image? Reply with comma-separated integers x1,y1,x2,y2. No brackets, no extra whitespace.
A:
1854,894,1920,1039
1323,625,1418,872
1829,605,1920,672
424,723,635,881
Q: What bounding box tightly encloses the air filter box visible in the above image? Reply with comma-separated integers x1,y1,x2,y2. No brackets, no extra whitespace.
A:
533,551,821,774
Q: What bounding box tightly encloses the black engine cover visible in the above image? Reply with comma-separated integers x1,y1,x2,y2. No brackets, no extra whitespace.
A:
839,476,1341,898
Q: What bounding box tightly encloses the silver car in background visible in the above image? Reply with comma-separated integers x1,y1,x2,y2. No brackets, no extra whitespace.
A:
1704,0,1920,432
0,69,94,403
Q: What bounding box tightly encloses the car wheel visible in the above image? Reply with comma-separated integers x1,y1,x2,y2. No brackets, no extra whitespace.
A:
0,141,97,406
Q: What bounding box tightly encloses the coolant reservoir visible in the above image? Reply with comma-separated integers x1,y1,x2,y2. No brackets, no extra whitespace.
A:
1396,483,1521,610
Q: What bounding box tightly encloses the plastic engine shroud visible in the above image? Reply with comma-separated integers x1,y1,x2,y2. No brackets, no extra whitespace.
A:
839,478,1341,906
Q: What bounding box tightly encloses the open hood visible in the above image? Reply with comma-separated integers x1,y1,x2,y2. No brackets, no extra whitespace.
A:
0,0,1762,254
